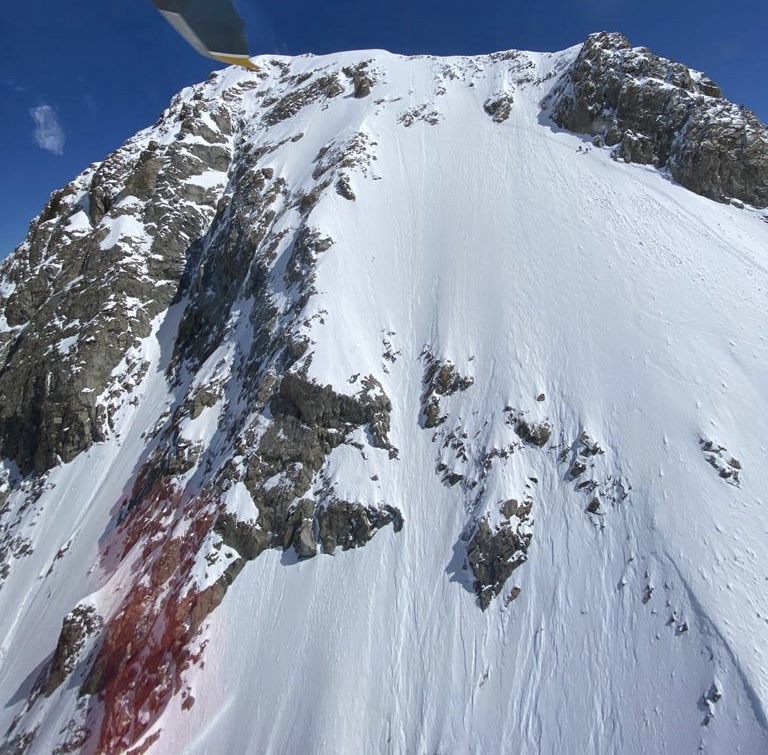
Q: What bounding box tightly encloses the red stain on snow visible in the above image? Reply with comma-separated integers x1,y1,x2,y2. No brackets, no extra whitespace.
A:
86,470,226,754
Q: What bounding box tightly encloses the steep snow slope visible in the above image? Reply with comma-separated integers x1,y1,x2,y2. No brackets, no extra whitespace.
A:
1,35,767,755
176,53,768,755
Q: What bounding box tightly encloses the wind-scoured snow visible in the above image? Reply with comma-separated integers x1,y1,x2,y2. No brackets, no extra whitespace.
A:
0,40,767,755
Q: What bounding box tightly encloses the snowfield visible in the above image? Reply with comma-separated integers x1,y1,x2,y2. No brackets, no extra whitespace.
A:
1,39,767,755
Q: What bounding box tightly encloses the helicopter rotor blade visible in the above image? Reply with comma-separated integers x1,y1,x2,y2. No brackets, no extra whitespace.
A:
150,0,258,69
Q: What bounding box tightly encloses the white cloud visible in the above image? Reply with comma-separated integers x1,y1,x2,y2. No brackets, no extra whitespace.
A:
5,79,27,93
30,104,65,155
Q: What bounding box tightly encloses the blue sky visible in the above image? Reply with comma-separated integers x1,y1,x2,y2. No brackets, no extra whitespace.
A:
1,0,766,258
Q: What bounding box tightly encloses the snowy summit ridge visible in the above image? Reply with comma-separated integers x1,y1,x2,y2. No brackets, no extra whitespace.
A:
0,32,767,754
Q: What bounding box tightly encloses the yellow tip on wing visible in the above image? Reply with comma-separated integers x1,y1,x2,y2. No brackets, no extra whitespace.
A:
210,53,260,71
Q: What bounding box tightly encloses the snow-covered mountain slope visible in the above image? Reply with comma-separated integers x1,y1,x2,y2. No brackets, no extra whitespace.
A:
1,32,767,754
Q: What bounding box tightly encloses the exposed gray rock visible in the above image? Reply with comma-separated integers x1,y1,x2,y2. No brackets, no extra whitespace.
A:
512,415,552,447
500,498,532,520
0,731,37,755
283,227,333,299
467,514,532,610
562,431,603,480
0,534,34,586
398,105,441,127
335,175,356,200
38,605,103,697
422,397,444,429
353,76,372,98
171,164,288,374
189,383,222,420
569,458,588,479
202,372,401,567
614,130,656,165
214,513,269,560
273,372,394,451
483,93,514,122
705,681,722,704
312,132,377,182
262,74,344,126
288,499,318,558
556,431,630,517
420,353,473,428
0,92,236,475
341,61,376,99
549,32,768,207
700,437,741,485
669,110,768,207
318,500,403,554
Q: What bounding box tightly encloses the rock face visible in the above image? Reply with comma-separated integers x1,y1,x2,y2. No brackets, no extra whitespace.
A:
38,605,103,697
420,354,474,428
216,371,400,565
549,32,768,207
0,98,236,475
467,497,533,610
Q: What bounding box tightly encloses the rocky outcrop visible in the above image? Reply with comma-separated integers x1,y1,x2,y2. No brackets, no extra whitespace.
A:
262,73,344,126
211,372,402,564
562,430,604,480
467,497,533,610
483,93,514,123
342,61,376,99
700,437,741,485
549,32,768,207
510,413,552,447
420,354,474,428
0,731,37,755
317,500,403,554
275,372,393,447
38,605,103,697
559,431,631,517
0,97,236,475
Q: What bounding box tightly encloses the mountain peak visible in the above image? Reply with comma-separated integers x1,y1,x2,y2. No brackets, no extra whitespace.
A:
1,34,767,754
547,31,768,206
